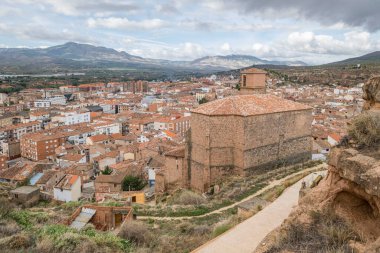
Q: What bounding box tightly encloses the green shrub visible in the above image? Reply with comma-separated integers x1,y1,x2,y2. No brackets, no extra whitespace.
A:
122,176,146,191
212,223,232,237
10,211,33,229
101,166,113,175
38,224,131,252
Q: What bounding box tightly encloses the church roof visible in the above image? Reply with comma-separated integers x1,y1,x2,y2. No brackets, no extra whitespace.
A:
241,68,267,74
191,95,311,116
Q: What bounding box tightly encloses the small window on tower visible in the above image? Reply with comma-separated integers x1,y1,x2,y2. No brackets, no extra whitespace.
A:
243,75,247,87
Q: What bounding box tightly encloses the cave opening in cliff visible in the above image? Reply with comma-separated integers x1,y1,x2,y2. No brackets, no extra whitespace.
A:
334,191,374,218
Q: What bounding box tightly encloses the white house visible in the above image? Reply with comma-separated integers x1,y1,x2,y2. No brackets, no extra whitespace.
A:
52,110,91,126
328,133,341,147
137,134,149,143
34,95,67,108
0,93,8,104
92,121,121,135
53,174,81,202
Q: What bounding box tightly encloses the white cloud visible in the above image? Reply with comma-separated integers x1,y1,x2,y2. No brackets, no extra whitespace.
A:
87,17,167,30
220,42,231,52
286,31,373,55
7,0,140,16
251,43,272,55
122,41,205,60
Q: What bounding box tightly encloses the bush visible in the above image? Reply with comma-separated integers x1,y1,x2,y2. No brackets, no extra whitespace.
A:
0,222,21,237
0,197,16,219
101,166,113,175
212,223,232,238
0,233,33,250
38,224,131,253
122,176,146,191
119,221,152,246
9,211,33,229
169,190,206,205
348,113,380,147
191,225,211,235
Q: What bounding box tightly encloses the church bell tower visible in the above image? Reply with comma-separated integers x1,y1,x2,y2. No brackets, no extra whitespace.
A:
240,68,267,94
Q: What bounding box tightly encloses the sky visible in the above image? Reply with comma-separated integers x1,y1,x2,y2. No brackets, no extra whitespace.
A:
0,0,380,65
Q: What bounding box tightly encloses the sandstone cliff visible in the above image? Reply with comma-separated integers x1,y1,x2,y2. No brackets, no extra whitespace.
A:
363,76,380,111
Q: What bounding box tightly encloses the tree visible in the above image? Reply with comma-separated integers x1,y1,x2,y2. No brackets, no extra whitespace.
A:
101,166,113,175
198,97,208,104
122,176,146,191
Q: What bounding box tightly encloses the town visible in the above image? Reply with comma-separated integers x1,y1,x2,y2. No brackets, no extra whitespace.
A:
0,64,371,252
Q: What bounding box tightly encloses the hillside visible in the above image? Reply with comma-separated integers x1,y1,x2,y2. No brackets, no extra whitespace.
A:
326,51,380,66
190,55,306,69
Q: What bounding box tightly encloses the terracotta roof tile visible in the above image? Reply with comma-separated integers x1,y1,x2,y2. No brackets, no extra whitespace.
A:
241,68,267,74
191,95,311,116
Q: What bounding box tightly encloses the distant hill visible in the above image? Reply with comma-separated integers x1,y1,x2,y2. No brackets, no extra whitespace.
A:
190,55,307,69
0,42,307,74
325,51,380,66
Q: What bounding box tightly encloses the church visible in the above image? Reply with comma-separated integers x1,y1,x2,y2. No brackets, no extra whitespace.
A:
187,68,313,192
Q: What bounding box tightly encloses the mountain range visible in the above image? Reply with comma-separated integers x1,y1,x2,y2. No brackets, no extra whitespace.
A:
0,42,307,74
0,42,379,74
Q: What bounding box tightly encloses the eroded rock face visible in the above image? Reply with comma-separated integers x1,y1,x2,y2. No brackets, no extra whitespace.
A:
305,147,380,252
328,148,380,200
363,76,380,111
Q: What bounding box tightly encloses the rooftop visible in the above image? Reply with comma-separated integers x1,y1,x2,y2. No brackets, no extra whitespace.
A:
241,68,267,74
54,174,80,190
10,186,40,195
191,94,311,116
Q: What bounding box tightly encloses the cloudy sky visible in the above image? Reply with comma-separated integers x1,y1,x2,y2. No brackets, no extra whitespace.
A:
0,0,379,64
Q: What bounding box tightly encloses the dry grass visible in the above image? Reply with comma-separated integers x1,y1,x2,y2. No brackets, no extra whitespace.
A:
260,172,311,202
348,113,380,147
168,190,206,205
265,209,361,253
119,221,153,247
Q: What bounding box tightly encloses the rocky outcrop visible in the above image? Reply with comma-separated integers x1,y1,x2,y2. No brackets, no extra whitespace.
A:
363,76,380,111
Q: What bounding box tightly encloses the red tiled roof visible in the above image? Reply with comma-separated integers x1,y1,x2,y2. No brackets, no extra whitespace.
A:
162,130,177,138
61,154,84,162
329,133,342,142
191,95,311,116
241,68,267,74
54,174,79,190
88,134,111,143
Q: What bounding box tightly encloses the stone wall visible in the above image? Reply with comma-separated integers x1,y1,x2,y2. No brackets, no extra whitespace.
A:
189,108,312,192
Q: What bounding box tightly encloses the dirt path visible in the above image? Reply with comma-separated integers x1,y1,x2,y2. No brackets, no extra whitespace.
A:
192,170,326,253
137,163,326,221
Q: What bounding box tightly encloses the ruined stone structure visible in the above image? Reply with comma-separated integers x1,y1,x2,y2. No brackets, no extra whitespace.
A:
67,205,133,231
240,68,267,94
188,94,312,192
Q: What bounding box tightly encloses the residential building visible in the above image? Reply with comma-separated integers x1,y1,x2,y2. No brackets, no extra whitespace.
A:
53,174,81,202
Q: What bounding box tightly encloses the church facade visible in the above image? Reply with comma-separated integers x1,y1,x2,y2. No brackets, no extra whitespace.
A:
186,68,313,192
